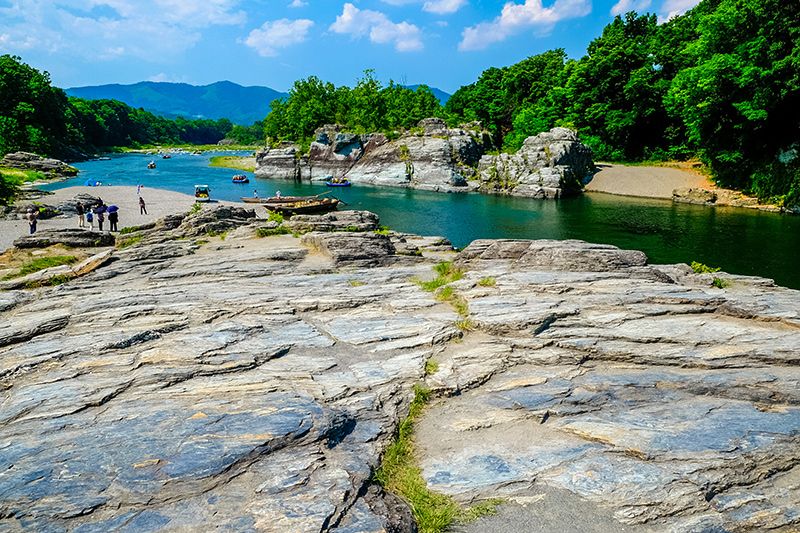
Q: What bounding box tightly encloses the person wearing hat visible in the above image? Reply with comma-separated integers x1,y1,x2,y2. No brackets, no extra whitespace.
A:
26,208,38,234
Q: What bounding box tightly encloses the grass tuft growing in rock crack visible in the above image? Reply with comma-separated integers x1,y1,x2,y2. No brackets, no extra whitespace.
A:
2,255,77,280
375,384,501,532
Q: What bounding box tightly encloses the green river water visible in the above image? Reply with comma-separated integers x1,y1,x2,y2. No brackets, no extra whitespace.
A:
43,152,800,289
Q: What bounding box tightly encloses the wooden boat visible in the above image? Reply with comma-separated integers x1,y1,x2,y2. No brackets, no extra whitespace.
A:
241,195,319,204
262,198,339,216
232,174,250,184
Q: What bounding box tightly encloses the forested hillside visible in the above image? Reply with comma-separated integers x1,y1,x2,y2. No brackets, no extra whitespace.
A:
444,0,799,205
0,55,241,160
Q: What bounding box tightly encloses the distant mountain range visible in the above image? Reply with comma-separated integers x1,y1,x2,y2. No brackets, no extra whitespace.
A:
66,81,287,125
405,85,451,105
66,81,451,125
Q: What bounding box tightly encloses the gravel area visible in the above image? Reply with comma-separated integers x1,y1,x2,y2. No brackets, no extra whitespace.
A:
585,163,713,198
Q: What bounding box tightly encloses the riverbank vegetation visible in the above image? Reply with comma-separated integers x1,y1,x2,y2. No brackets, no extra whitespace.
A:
260,0,798,207
0,55,256,161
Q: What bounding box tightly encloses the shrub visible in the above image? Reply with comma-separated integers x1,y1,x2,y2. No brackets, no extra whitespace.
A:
690,261,720,274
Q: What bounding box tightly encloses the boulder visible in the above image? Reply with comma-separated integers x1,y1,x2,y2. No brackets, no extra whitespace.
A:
254,146,302,180
0,152,79,177
13,229,116,249
56,194,102,216
478,127,594,198
254,118,492,192
284,210,380,234
301,231,396,266
672,187,718,205
458,239,648,271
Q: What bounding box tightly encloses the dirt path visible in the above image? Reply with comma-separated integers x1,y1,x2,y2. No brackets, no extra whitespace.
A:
585,163,713,199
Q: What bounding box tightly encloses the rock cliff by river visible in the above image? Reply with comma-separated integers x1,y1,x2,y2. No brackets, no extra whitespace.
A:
1,206,799,532
255,120,594,198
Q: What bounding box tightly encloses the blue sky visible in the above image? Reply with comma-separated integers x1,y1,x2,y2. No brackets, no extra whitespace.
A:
0,0,700,92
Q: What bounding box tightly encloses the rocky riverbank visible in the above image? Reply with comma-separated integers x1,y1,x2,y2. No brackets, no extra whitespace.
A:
255,120,595,198
0,151,79,178
1,206,798,532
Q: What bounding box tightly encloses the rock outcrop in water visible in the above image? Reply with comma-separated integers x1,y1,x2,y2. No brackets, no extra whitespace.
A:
255,120,592,197
1,206,798,532
478,127,594,198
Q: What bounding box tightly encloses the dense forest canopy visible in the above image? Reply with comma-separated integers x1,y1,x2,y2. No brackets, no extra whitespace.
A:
263,70,442,142
443,0,799,205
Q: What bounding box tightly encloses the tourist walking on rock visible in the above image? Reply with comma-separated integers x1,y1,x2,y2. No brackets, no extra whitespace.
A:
108,209,119,232
86,209,94,230
26,208,38,234
139,196,147,215
76,202,85,228
137,183,142,196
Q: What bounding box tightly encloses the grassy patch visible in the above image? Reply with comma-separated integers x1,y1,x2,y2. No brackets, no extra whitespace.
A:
455,319,476,332
205,229,228,240
116,235,143,249
415,262,464,293
374,385,459,532
344,225,363,232
118,226,138,235
0,167,48,184
691,261,720,274
348,279,366,287
424,359,439,376
267,211,285,224
477,276,496,287
2,255,77,280
374,225,391,236
712,277,731,289
189,202,202,215
375,384,503,532
24,273,73,289
256,226,290,237
209,155,256,172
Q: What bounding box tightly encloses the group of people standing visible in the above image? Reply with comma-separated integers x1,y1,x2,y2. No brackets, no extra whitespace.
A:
76,199,119,232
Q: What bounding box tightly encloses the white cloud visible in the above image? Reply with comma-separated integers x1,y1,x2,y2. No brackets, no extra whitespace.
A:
610,0,652,16
459,0,591,51
244,18,314,57
423,0,467,14
380,0,467,14
288,0,307,7
658,0,701,22
0,0,246,61
330,3,423,52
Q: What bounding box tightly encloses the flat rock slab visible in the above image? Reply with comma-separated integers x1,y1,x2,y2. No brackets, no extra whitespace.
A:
13,228,116,248
419,256,800,532
2,229,799,532
0,233,454,531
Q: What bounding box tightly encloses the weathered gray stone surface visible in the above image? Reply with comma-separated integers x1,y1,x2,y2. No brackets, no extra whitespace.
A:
255,118,493,193
418,246,800,533
673,186,788,214
478,127,594,198
13,228,116,248
285,210,380,233
0,217,457,532
0,151,79,177
1,207,798,532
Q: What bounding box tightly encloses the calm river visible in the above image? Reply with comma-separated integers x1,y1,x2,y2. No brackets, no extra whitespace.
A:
42,152,800,289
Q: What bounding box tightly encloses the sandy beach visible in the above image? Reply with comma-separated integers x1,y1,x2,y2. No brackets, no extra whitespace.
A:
585,163,713,198
1,186,243,253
